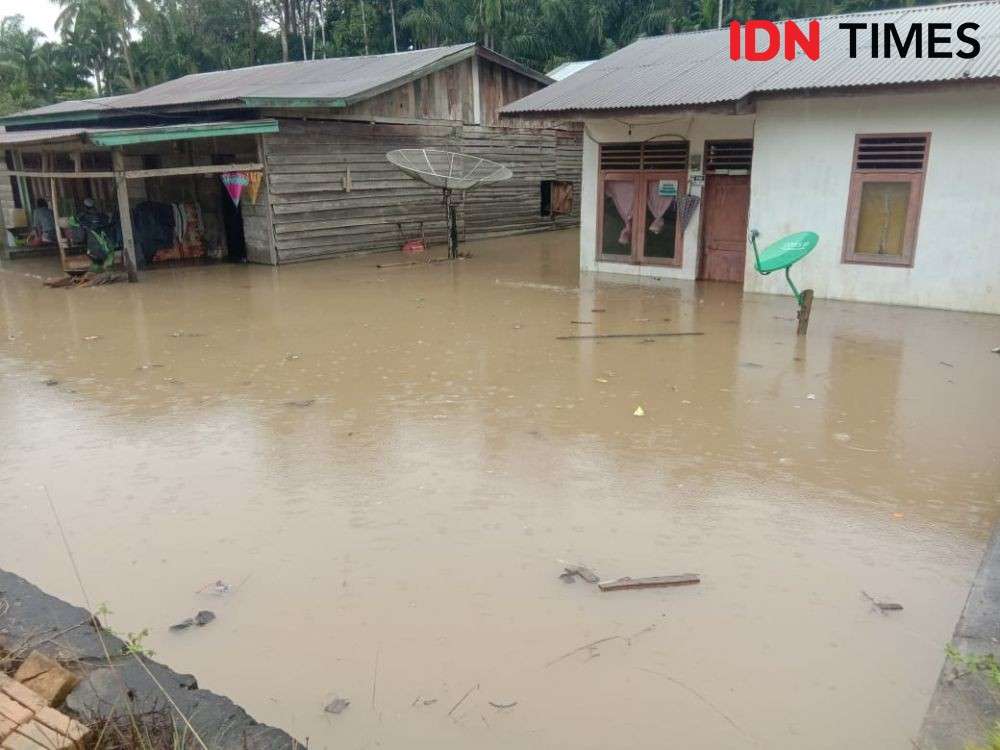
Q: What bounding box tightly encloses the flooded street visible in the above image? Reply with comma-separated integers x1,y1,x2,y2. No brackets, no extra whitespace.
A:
1,228,998,749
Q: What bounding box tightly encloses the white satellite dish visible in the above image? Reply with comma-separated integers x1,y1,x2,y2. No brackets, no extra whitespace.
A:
387,149,512,258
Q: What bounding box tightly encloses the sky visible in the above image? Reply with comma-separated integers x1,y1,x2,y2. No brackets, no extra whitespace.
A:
0,1,60,38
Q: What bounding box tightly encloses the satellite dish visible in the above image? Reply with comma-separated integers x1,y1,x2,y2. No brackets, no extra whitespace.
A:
387,149,512,258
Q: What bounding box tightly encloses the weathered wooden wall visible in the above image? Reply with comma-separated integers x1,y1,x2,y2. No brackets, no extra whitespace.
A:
341,58,477,122
477,58,546,127
261,118,581,264
0,159,16,253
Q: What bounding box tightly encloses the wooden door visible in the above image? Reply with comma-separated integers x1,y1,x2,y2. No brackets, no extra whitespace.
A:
700,175,750,283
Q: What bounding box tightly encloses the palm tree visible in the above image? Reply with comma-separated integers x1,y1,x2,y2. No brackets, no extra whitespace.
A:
53,0,150,90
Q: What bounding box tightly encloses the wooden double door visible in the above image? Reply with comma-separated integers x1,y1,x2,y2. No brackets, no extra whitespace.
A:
699,174,751,283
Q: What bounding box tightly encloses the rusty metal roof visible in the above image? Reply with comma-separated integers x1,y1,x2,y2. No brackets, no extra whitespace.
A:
5,44,550,125
503,0,1000,116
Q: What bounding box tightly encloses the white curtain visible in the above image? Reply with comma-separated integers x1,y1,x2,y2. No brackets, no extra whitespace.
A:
646,183,675,234
605,181,635,245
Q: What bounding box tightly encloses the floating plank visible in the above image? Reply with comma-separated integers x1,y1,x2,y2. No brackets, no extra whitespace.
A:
598,574,700,592
557,332,704,341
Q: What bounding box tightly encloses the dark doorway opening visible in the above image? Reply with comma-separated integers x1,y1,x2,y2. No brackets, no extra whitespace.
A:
219,189,246,262
213,154,247,262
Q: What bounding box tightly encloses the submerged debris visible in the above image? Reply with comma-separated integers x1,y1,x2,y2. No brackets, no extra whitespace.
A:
489,701,517,709
43,378,59,386
324,697,350,715
169,610,216,631
862,591,903,613
560,564,600,584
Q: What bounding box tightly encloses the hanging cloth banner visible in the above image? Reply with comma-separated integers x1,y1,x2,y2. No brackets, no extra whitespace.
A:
246,171,263,205
221,172,250,206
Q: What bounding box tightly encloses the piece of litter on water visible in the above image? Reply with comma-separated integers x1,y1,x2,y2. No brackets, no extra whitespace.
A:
598,574,701,592
194,610,215,626
43,378,59,386
489,701,518,709
198,580,232,596
595,378,609,384
324,697,350,715
285,399,315,407
833,432,851,442
992,347,1000,354
83,335,101,341
806,393,817,400
633,406,645,417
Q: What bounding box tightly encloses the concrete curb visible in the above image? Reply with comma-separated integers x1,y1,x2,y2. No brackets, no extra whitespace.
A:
918,525,1000,749
0,569,303,750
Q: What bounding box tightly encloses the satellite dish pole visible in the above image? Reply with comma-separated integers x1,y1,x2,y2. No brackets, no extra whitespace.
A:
387,149,513,260
444,189,459,259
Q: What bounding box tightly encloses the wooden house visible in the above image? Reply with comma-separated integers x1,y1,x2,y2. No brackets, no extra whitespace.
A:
0,44,581,276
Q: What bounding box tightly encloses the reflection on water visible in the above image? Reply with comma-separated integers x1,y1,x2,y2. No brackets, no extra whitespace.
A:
1,230,998,750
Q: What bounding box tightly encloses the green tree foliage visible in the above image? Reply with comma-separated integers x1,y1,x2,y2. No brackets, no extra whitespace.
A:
0,0,951,115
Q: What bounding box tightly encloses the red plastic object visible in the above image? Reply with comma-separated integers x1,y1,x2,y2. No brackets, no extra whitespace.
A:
402,239,426,254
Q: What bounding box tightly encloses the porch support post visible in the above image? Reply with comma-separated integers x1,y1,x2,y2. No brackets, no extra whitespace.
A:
112,148,138,282
48,169,68,273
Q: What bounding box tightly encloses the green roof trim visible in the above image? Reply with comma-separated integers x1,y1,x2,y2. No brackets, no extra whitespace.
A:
0,110,108,127
90,119,279,146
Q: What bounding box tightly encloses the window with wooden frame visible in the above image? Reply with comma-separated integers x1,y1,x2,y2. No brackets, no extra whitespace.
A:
842,133,929,267
597,140,688,266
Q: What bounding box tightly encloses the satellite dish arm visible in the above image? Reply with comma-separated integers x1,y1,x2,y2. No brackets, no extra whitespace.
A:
748,229,765,274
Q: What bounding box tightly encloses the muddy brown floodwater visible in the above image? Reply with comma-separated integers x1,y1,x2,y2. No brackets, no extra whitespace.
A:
1,228,999,749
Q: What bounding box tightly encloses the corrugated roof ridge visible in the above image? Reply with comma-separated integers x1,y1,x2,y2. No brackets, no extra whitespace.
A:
620,0,1000,45
177,42,475,82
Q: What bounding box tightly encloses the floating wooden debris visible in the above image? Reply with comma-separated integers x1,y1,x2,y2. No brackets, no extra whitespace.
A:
556,332,704,341
598,574,700,592
862,590,903,613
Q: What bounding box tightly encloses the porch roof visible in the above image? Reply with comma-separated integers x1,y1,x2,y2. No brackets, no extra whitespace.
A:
0,119,279,149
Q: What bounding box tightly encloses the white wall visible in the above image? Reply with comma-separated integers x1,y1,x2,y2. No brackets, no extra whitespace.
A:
580,114,755,278
746,87,1000,314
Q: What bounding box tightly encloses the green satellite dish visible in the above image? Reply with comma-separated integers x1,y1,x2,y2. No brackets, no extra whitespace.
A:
749,230,818,304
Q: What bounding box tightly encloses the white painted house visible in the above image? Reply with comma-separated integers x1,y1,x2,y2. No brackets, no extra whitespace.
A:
503,1,1000,314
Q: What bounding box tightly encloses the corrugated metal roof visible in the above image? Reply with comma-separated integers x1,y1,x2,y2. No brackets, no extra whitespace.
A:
6,43,548,124
0,128,91,145
503,0,1000,115
546,60,597,80
0,120,278,147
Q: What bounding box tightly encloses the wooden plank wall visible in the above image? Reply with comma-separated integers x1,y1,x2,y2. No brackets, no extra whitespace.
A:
340,59,476,122
0,158,16,251
262,118,581,263
478,58,551,129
